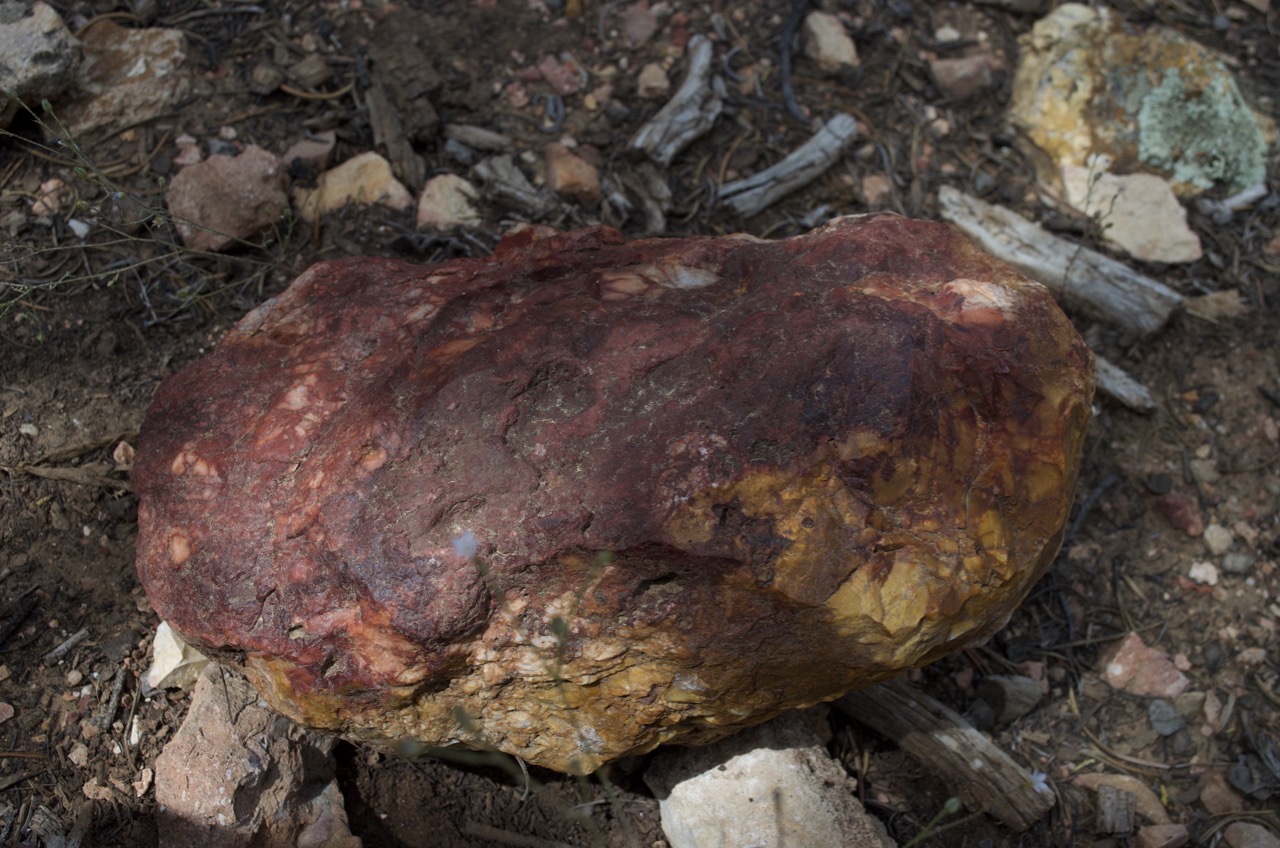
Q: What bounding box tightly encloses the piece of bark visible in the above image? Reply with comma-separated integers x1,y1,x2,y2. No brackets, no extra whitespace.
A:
444,124,514,153
836,678,1055,831
367,82,427,190
618,161,673,234
975,675,1044,724
631,35,722,166
938,187,1184,338
1096,784,1137,835
1095,355,1156,414
473,154,558,216
720,114,860,217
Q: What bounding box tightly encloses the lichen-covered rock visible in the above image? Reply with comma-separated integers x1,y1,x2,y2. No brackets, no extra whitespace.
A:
134,216,1093,774
1009,3,1270,196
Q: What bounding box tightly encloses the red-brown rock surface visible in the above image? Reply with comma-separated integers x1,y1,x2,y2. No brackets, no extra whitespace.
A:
134,215,1093,773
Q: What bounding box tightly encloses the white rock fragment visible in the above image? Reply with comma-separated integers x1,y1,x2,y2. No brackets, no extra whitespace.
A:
144,620,209,693
803,11,859,75
1188,561,1219,586
645,710,896,848
416,173,482,230
1061,164,1201,263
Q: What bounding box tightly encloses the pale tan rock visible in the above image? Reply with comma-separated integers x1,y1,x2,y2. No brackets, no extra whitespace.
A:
416,173,482,230
861,173,892,207
637,62,671,100
1061,165,1201,263
545,142,601,204
56,20,191,137
294,151,413,221
803,11,858,74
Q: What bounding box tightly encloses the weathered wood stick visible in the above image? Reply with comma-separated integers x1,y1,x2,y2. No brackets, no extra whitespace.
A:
720,113,860,217
938,186,1184,338
835,678,1055,832
631,35,722,166
1094,356,1157,414
474,155,558,216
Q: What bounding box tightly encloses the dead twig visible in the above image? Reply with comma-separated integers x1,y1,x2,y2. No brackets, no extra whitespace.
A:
42,628,89,665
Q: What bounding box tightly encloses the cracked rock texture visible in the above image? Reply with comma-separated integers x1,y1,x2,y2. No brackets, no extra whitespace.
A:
134,215,1093,773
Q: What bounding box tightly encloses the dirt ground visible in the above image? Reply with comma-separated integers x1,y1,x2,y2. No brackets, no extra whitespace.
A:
1,0,1279,845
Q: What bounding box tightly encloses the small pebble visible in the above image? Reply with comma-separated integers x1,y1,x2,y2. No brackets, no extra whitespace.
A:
1190,458,1221,484
1204,524,1234,556
1143,473,1173,495
1148,699,1187,737
66,669,83,686
1188,561,1219,586
1222,552,1255,575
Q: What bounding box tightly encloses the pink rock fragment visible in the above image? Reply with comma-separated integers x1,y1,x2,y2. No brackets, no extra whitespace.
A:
1225,822,1280,848
1200,771,1247,815
1101,633,1190,698
928,53,1005,100
617,0,658,47
1156,493,1204,537
537,54,581,95
1135,823,1190,848
165,145,288,252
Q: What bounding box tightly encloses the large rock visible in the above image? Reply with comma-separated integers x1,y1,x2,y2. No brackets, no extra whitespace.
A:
134,216,1093,774
1009,4,1270,196
54,20,191,137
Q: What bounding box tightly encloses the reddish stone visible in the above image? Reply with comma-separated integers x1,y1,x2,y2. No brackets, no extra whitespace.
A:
166,145,288,252
1224,822,1280,848
1101,633,1190,698
134,216,1093,773
928,54,1005,100
1156,493,1204,537
537,54,581,95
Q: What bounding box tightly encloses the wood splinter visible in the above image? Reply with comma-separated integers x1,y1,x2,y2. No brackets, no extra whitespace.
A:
836,678,1056,832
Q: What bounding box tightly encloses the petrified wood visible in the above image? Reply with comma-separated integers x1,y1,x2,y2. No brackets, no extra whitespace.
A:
134,215,1093,774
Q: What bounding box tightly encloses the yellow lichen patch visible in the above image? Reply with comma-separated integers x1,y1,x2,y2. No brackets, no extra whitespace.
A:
666,464,876,605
